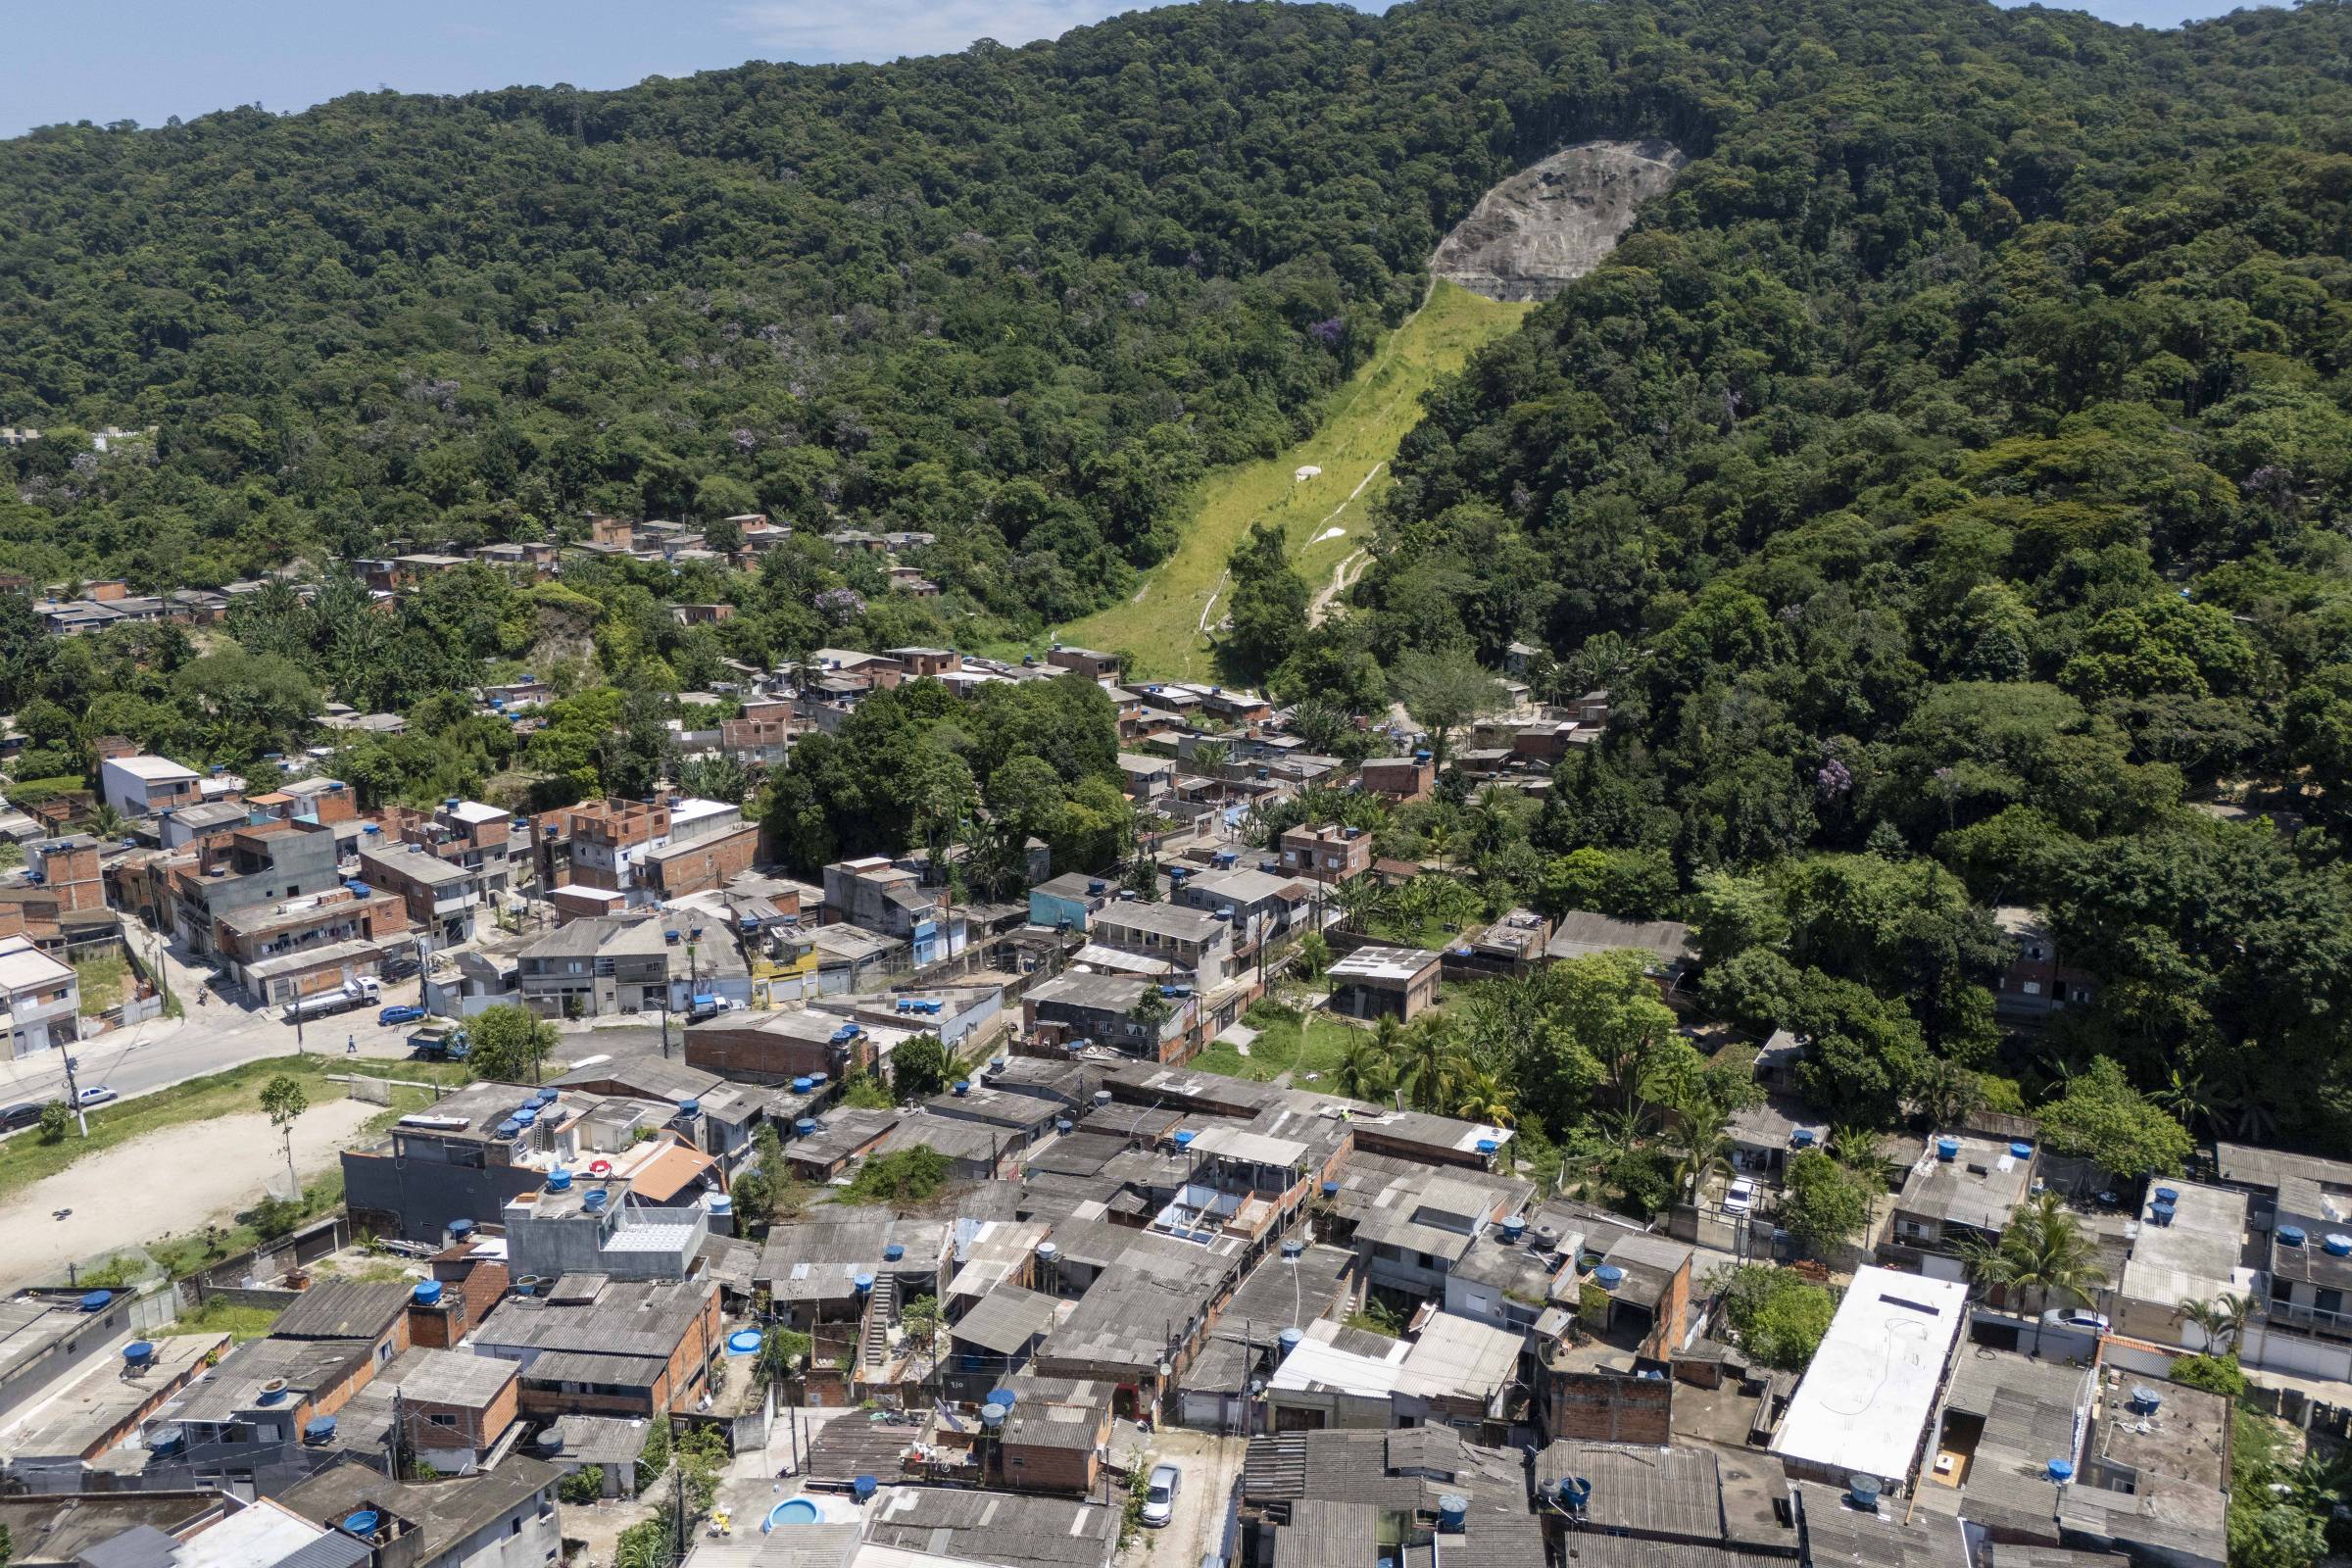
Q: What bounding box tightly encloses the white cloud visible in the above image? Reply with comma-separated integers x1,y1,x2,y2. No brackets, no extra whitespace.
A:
724,0,1123,62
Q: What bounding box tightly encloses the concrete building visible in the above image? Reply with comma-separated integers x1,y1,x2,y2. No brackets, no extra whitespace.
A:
98,754,201,819
358,843,493,947
1772,1265,1969,1493
1087,900,1235,989
1278,823,1372,885
1879,1131,2040,1282
1326,945,1441,1021
0,935,78,1057
278,1454,564,1568
470,1276,721,1419
167,819,345,958
501,1170,711,1284
0,1291,145,1426
1023,971,1196,1060
212,885,411,1005
514,914,750,1018
823,856,965,967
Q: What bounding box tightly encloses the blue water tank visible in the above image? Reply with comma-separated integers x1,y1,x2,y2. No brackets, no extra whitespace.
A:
2154,1186,2180,1204
305,1416,338,1444
1279,1328,1303,1356
1281,1238,1305,1259
1175,1129,1195,1147
1321,1180,1340,1196
1055,1118,1073,1134
987,1387,1018,1408
678,1099,700,1118
2046,1459,2076,1484
1437,1496,1468,1535
853,1475,878,1502
496,1119,522,1138
796,1118,818,1136
414,1280,444,1306
792,1077,813,1093
2280,1225,2309,1247
79,1290,112,1312
884,1243,906,1262
546,1168,572,1192
953,1081,969,1097
583,1190,609,1213
2010,1141,2034,1158
123,1341,155,1367
1594,1265,1626,1288
449,1218,477,1239
980,1401,1007,1429
1936,1137,1962,1161
1475,1138,1499,1155
855,1273,875,1294
341,1511,380,1540
1846,1474,1882,1510
1502,1217,1527,1244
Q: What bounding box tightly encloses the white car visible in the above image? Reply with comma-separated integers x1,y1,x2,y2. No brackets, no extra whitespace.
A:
1142,1463,1181,1528
2041,1306,2110,1333
1723,1177,1758,1215
74,1085,120,1109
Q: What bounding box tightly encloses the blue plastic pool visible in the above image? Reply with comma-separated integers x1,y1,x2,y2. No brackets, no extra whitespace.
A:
763,1498,821,1531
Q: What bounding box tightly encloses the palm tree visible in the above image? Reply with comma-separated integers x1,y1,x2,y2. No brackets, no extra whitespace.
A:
1191,740,1232,772
86,802,127,841
1331,877,1385,935
1399,1020,1458,1113
1663,1104,1735,1205
1997,1192,2111,1353
2175,1291,2258,1353
2151,1067,2215,1133
1422,822,1457,874
1827,1122,1894,1188
1451,1063,1518,1131
1336,1022,1396,1102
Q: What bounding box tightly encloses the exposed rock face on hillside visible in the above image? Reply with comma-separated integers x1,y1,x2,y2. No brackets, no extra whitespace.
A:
1432,139,1687,301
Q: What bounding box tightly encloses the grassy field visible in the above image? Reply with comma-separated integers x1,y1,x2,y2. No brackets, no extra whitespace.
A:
1057,281,1533,679
1187,1005,1361,1084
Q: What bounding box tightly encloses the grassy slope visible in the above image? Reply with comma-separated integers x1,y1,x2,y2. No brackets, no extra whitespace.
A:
1058,280,1533,679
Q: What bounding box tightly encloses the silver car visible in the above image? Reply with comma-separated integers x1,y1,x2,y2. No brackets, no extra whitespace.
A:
1142,1463,1181,1528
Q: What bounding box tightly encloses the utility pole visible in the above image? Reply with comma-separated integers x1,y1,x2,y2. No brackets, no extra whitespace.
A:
674,1443,689,1562
61,1053,88,1137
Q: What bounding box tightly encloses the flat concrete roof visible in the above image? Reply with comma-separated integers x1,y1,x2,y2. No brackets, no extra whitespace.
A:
1773,1266,1968,1485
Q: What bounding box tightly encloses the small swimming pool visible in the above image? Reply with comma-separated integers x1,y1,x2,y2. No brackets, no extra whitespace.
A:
763,1498,822,1531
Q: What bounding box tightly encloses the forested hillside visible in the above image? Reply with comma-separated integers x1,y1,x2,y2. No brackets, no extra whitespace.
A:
7,0,2352,1152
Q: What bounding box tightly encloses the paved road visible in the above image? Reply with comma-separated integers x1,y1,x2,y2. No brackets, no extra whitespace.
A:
0,928,431,1115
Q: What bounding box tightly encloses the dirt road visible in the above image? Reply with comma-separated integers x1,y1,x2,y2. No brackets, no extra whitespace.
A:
0,1097,378,1290
1117,1428,1246,1568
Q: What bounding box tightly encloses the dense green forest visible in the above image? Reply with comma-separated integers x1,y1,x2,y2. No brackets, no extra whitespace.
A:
6,0,2352,1162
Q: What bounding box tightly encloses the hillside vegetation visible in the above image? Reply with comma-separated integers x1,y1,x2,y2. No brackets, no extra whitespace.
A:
1058,279,1529,677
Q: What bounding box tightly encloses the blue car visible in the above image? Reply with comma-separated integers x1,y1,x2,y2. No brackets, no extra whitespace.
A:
378,1004,426,1027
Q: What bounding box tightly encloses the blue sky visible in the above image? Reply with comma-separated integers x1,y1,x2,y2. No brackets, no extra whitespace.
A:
0,0,2273,140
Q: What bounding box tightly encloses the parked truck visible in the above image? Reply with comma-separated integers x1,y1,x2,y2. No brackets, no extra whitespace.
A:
409,1021,471,1062
281,976,381,1023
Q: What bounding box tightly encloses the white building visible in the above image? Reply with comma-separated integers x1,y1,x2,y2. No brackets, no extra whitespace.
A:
97,753,202,818
1771,1265,1969,1494
0,936,79,1058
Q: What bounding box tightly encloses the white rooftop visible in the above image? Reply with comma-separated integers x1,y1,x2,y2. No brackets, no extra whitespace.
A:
1328,946,1438,983
0,935,74,992
1772,1265,1969,1486
446,801,509,825
105,754,200,782
175,1498,341,1568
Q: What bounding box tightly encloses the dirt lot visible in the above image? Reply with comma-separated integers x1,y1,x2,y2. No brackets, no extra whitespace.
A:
1117,1427,1247,1568
0,1097,377,1289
